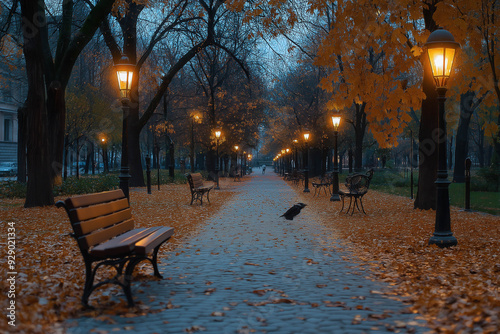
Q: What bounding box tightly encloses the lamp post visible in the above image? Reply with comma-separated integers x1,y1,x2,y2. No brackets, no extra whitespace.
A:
234,145,239,177
286,148,291,174
293,139,298,172
303,131,310,193
242,151,247,177
215,130,221,189
425,28,460,248
280,149,286,176
190,114,200,173
114,55,135,200
277,153,281,174
330,113,342,202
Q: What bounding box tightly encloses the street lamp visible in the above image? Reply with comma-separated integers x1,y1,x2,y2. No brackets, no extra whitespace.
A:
190,114,201,173
293,139,298,172
277,153,282,174
330,112,342,201
114,54,135,200
234,145,239,178
303,130,310,193
100,136,108,174
215,130,221,189
425,28,460,248
242,151,247,177
281,149,286,177
286,148,290,174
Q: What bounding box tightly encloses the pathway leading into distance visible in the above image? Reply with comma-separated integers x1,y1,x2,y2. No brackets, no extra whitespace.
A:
64,169,428,334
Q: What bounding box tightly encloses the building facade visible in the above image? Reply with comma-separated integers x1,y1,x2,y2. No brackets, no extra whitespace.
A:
0,99,18,163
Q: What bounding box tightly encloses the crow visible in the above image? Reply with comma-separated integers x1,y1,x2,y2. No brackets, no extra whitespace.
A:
280,203,307,220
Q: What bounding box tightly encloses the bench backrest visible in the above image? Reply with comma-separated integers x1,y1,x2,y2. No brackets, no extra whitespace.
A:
58,189,134,252
186,173,204,189
345,169,374,194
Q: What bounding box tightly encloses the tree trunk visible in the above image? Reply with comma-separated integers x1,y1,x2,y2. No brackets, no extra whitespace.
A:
47,83,66,185
128,115,145,186
453,93,474,182
353,103,367,171
21,0,54,207
414,52,439,210
414,2,439,210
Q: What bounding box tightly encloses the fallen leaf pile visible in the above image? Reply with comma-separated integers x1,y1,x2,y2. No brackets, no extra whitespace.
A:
289,183,500,333
0,180,237,333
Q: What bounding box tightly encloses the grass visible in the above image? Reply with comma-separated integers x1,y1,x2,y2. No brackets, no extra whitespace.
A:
362,168,500,216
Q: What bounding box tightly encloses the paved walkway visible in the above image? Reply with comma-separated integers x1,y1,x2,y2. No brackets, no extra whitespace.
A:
65,170,428,333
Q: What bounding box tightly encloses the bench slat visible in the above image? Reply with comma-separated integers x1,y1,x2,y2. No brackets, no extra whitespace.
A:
79,219,135,250
65,189,125,209
89,227,153,258
73,208,132,236
134,227,175,255
69,198,129,222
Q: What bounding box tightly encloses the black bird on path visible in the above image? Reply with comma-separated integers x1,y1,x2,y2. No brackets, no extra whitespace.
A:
280,203,307,220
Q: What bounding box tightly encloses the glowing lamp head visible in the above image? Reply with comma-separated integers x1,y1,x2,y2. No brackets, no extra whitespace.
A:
331,114,341,132
424,28,460,88
215,130,221,138
234,145,239,151
114,55,135,99
303,131,310,142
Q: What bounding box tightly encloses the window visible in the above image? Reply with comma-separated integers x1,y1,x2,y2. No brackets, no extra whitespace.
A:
4,118,11,141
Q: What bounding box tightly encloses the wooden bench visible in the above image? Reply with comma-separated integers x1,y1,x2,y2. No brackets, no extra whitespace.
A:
339,169,374,215
186,173,214,205
56,189,174,307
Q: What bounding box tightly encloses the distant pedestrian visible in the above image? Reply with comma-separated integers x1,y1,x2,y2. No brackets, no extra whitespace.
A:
262,165,266,174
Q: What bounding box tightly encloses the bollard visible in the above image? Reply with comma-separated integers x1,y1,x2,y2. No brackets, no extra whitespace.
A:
146,157,151,194
465,158,471,211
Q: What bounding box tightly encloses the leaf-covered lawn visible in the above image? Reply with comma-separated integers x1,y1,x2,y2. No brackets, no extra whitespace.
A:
291,185,500,333
0,182,237,333
1,177,499,333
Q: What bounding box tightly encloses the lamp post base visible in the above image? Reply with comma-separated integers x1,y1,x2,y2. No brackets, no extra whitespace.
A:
330,193,340,201
303,188,310,193
428,233,457,248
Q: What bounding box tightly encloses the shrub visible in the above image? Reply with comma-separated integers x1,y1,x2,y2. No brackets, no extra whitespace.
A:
0,181,27,198
474,167,500,192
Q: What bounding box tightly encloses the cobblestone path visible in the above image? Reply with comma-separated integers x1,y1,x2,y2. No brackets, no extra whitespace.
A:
65,171,428,334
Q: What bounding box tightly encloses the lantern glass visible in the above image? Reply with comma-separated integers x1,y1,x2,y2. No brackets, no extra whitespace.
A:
331,116,341,131
215,130,221,138
234,145,239,151
424,28,460,89
303,132,310,141
114,57,135,99
427,47,456,87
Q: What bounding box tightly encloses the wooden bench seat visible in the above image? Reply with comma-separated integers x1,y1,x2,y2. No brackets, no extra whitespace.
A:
186,173,213,205
56,189,174,307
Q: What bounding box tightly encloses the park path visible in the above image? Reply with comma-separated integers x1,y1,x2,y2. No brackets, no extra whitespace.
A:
64,170,428,334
